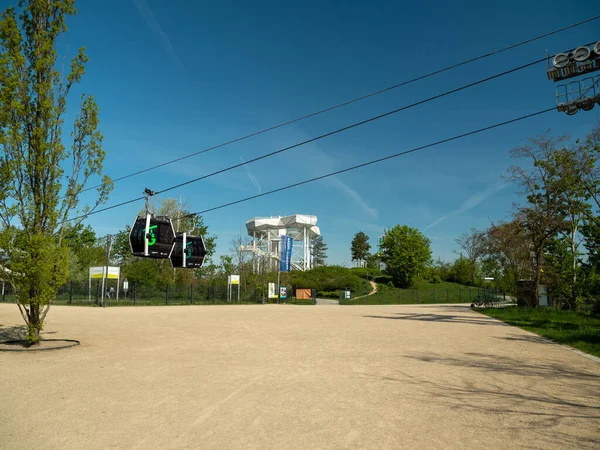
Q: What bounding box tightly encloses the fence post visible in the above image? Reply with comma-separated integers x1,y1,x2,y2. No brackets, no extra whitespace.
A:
503,291,506,302
166,284,169,304
69,281,73,305
416,289,418,303
189,285,193,305
433,290,435,302
469,289,472,302
2,282,5,302
133,281,136,306
96,282,100,305
459,288,462,302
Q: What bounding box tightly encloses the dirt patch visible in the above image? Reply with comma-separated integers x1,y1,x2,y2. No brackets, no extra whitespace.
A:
0,303,598,449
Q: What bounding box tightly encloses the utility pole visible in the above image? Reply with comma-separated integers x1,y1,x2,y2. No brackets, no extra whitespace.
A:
261,254,266,304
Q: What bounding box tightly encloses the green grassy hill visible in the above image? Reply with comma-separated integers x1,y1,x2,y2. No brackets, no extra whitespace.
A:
348,280,497,305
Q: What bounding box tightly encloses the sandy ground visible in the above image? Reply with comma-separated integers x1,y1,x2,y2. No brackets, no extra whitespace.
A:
0,303,598,450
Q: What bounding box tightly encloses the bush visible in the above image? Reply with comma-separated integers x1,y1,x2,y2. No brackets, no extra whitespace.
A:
430,274,442,284
349,267,382,279
287,266,370,295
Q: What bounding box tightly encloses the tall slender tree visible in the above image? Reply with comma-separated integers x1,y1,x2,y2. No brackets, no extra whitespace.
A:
311,235,327,267
351,231,370,266
0,1,112,344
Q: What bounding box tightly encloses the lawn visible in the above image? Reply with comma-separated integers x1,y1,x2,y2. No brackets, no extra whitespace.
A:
347,280,499,305
477,307,600,358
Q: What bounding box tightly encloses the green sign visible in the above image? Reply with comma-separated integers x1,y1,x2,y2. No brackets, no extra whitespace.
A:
147,225,157,246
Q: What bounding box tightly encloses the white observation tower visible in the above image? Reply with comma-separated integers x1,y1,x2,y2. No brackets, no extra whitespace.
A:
242,215,320,272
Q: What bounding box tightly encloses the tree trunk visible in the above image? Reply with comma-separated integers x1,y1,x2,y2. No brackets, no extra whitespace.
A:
26,303,42,345
533,246,543,308
571,222,578,308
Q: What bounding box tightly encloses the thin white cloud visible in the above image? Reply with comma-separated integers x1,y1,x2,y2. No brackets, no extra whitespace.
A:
423,182,508,231
264,129,380,219
132,0,187,75
240,157,262,194
328,176,378,219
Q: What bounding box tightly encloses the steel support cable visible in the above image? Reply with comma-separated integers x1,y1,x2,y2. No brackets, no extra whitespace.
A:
76,15,600,194
68,55,548,223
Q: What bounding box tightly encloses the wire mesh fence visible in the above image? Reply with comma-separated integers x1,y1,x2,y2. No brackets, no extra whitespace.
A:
341,286,512,306
0,280,513,307
0,280,262,306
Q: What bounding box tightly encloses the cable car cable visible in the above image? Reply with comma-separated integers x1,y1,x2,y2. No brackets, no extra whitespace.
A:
67,54,551,223
76,15,600,194
94,104,555,241
179,107,555,218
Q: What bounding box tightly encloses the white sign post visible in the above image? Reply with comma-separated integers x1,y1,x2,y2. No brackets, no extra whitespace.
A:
228,275,240,303
268,282,277,301
89,266,120,304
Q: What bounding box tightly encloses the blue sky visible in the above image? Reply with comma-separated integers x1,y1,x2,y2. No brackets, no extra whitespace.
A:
5,0,598,265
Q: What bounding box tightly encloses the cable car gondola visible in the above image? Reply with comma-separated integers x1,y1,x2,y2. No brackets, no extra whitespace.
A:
170,233,207,268
129,214,175,259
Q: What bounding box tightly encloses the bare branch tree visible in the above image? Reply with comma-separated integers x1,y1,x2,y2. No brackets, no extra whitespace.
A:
455,228,487,285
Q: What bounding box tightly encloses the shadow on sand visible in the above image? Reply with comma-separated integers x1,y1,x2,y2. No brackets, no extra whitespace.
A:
0,324,79,352
358,351,600,448
363,311,507,327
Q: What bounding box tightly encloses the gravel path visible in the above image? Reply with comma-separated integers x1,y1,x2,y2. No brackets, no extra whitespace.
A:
1,303,598,449
369,281,378,295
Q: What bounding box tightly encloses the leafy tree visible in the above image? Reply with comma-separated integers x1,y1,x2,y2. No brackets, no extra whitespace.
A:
63,223,104,282
219,255,236,275
582,220,600,271
63,223,96,248
365,253,379,270
579,120,600,226
311,235,327,267
543,142,596,307
449,255,473,286
544,237,585,309
455,228,486,285
507,134,571,306
428,258,451,282
380,225,431,288
350,231,370,266
485,220,532,293
0,1,111,344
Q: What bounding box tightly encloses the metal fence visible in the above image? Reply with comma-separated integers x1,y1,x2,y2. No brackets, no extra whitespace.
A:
0,280,263,306
340,286,512,306
0,281,512,307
